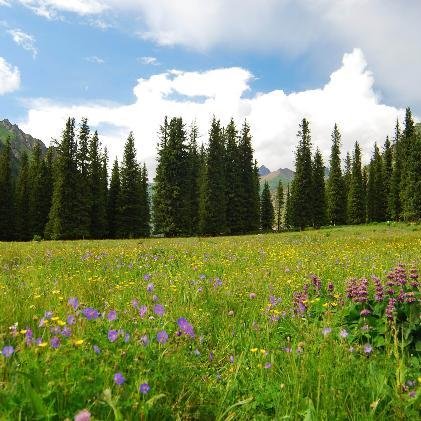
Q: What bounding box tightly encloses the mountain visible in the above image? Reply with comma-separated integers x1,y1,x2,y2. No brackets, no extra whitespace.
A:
260,167,295,191
258,165,271,176
0,119,47,175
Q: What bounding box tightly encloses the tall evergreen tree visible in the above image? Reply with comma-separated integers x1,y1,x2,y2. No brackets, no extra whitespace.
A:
45,117,80,239
275,180,284,231
15,152,31,240
362,166,368,223
75,117,92,238
290,118,313,229
326,124,346,225
383,136,393,220
28,143,42,236
107,158,121,239
0,137,15,240
119,132,144,238
200,117,227,235
153,117,190,236
237,120,259,232
389,120,402,220
367,143,386,222
343,152,352,220
284,184,292,229
89,131,107,238
187,122,201,235
224,119,242,234
312,148,327,228
347,142,365,224
139,163,150,237
260,181,274,231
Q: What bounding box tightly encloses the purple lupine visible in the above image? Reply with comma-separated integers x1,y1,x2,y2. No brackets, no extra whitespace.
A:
157,330,168,344
1,345,14,358
50,336,60,349
153,304,165,317
68,297,79,310
107,310,117,321
108,329,119,342
114,372,125,385
177,317,195,338
139,383,150,394
139,305,148,318
82,308,100,320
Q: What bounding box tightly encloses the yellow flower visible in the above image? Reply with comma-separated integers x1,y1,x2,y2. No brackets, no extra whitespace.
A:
251,348,258,353
51,317,59,321
57,320,66,326
74,339,84,346
38,342,48,347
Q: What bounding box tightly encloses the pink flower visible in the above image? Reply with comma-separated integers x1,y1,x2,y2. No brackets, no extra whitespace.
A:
74,409,91,421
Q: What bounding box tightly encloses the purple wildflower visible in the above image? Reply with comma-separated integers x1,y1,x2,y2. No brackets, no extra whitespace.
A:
108,329,119,342
93,345,101,354
139,383,150,394
386,298,396,321
177,317,195,338
147,283,154,292
50,336,60,349
74,409,91,421
44,311,53,319
107,310,117,321
82,308,99,320
360,308,371,317
131,299,139,309
143,274,151,281
339,329,349,338
1,345,14,358
68,297,79,310
363,344,373,354
322,327,332,336
124,333,130,343
67,315,76,325
153,304,165,317
140,335,149,346
213,278,223,288
264,362,272,369
157,330,168,344
61,326,71,337
114,372,125,385
139,305,148,318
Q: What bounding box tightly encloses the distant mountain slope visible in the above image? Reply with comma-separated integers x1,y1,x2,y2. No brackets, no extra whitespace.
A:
258,165,271,176
260,167,295,191
0,119,47,175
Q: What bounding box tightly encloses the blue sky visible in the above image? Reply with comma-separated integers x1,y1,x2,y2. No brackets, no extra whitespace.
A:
0,1,420,173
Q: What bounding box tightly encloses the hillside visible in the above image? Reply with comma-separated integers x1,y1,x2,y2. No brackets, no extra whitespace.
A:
260,167,295,191
0,119,47,175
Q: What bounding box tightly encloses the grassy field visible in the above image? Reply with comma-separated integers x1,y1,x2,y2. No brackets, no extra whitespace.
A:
0,224,420,420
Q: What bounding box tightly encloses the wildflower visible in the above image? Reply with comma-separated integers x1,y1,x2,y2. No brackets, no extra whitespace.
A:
139,383,150,394
108,329,119,342
264,362,272,369
107,310,117,321
153,304,165,317
152,294,159,302
157,330,168,344
131,299,139,309
44,311,53,319
193,349,201,356
360,308,371,317
229,355,234,363
209,352,214,361
74,409,91,421
143,274,151,281
339,329,349,338
114,372,125,385
61,327,71,337
228,310,234,316
363,344,373,354
93,345,101,354
140,335,149,346
74,339,84,346
82,308,100,320
177,317,195,338
68,297,79,310
249,292,256,299
139,305,148,318
213,278,222,288
1,345,14,358
322,327,332,336
147,283,154,292
49,336,60,349
67,315,76,325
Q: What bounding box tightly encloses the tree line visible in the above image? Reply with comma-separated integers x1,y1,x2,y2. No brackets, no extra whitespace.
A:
0,108,420,241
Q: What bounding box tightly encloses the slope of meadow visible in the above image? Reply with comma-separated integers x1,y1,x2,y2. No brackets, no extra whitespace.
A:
0,224,420,419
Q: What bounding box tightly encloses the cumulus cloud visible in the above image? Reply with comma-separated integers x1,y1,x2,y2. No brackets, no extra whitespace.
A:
20,49,408,177
138,56,159,66
8,28,38,58
0,57,20,94
85,55,105,64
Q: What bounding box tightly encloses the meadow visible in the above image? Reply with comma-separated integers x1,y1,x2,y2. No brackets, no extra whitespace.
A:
0,224,420,420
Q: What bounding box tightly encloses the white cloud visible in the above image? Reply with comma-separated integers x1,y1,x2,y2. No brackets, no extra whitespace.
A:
0,1,11,6
138,56,159,66
0,57,20,94
85,55,105,64
8,28,38,58
17,0,107,18
20,49,409,177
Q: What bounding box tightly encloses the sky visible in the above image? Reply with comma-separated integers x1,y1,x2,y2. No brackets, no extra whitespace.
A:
0,0,420,175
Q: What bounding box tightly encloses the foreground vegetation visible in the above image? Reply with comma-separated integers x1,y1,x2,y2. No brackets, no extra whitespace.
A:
0,224,420,419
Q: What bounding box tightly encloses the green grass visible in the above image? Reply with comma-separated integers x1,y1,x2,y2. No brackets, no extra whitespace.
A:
0,223,420,420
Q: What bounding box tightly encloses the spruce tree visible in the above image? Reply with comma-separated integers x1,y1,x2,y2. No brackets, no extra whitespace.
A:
0,137,15,240
389,120,402,220
347,142,365,224
119,132,143,238
312,148,327,228
107,158,121,238
224,119,242,234
187,122,201,235
367,143,386,222
260,181,274,231
237,120,259,232
383,136,393,220
15,152,31,240
28,143,42,236
326,124,346,225
45,117,80,239
200,117,226,235
290,118,313,229
275,180,284,231
344,152,352,221
362,166,368,223
139,163,150,237
284,184,292,229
